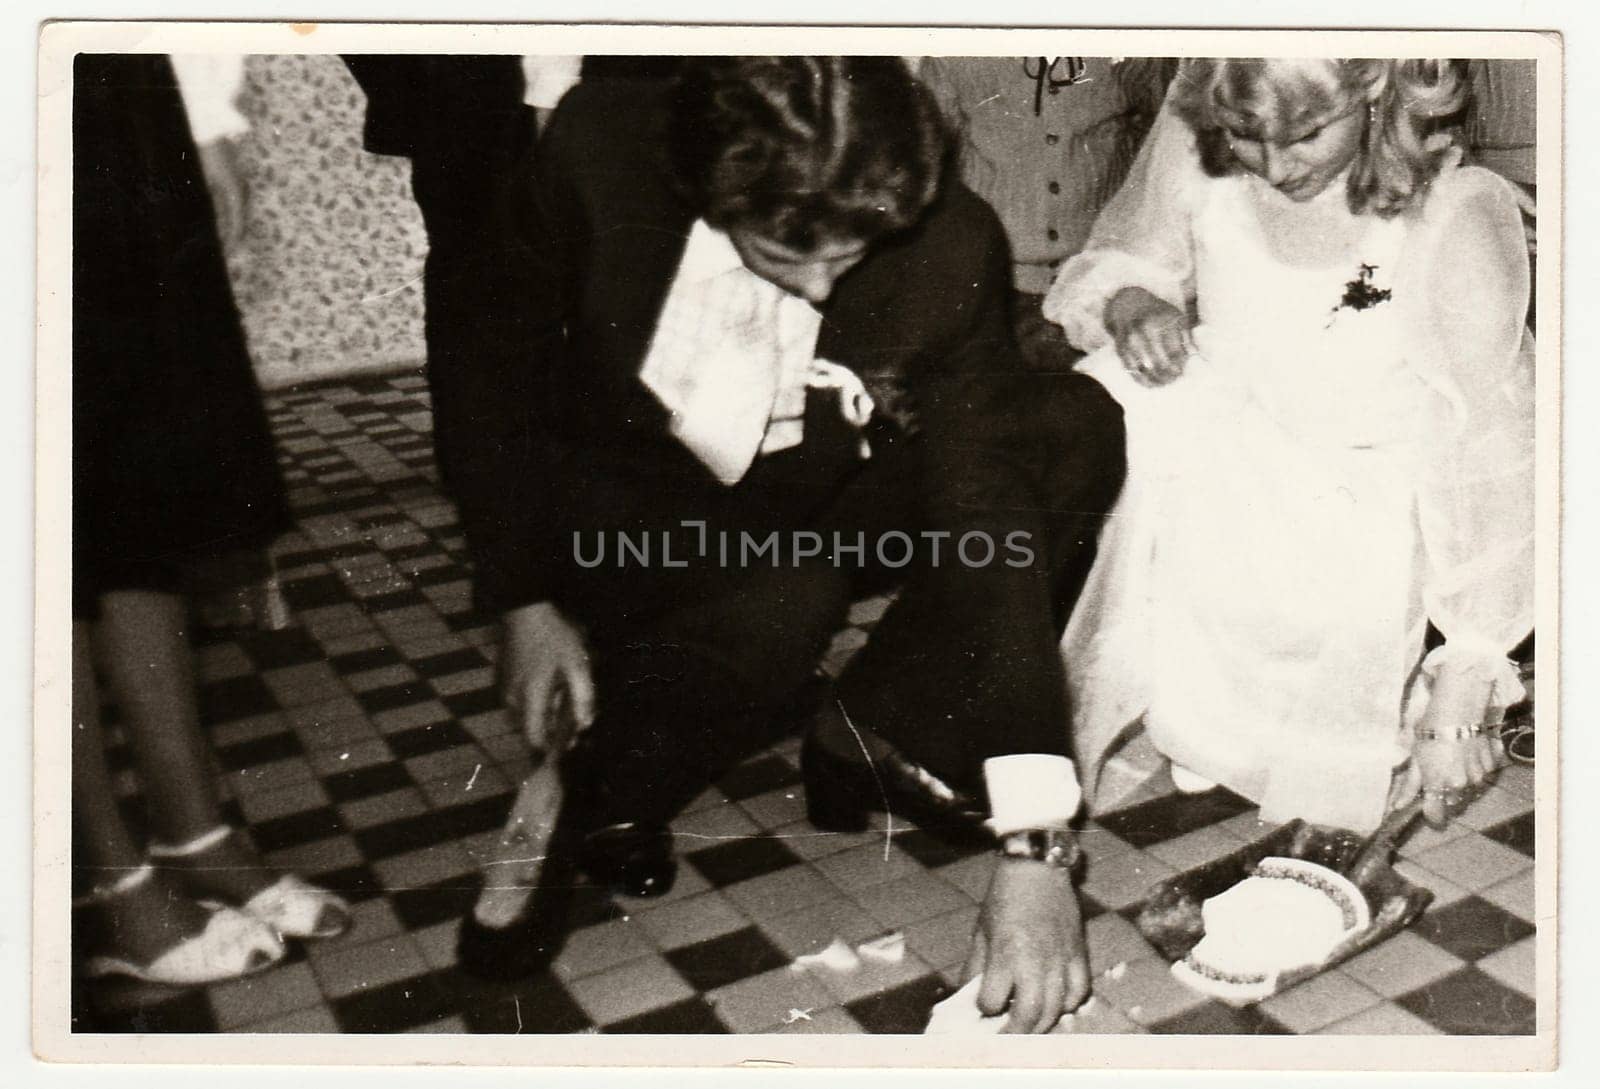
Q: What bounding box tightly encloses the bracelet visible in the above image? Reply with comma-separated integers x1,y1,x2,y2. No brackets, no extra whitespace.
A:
997,828,1083,874
1414,722,1502,743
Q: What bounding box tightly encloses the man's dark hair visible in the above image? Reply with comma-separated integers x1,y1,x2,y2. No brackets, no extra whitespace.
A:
669,56,949,252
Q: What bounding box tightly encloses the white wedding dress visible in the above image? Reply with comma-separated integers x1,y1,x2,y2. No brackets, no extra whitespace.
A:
1044,106,1535,833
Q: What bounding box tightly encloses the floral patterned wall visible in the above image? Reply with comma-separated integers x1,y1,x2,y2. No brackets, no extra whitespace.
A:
227,55,428,389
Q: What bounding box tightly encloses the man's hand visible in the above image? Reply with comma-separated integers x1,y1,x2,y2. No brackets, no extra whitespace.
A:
963,858,1091,1033
501,601,596,754
196,135,249,247
1104,285,1195,387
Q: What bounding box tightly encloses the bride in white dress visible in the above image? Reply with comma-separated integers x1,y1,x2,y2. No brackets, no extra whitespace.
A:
1044,58,1534,833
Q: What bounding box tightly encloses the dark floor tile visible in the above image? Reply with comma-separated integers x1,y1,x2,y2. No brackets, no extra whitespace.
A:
845,974,952,1034
439,686,503,720
329,645,404,675
686,836,803,887
447,970,597,1034
664,926,790,993
358,511,412,530
1095,788,1255,850
566,884,628,931
388,873,483,932
716,754,802,802
354,681,440,716
893,827,991,870
1149,1001,1290,1035
1414,896,1537,964
239,627,329,670
216,730,305,772
355,795,509,862
412,648,488,678
606,996,729,1034
1482,811,1535,858
1396,965,1537,1035
310,861,386,904
361,588,431,614
279,572,353,612
415,563,470,588
321,760,415,804
87,988,219,1034
330,971,457,1033
295,491,380,518
385,720,475,760
444,611,496,633
385,541,445,563
320,542,377,563
198,675,280,724
249,805,349,853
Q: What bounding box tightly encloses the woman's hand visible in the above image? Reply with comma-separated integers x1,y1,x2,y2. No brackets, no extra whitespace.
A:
1104,286,1196,386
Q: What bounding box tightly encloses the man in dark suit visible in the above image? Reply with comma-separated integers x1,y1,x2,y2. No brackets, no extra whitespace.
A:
458,57,1125,1033
340,56,546,521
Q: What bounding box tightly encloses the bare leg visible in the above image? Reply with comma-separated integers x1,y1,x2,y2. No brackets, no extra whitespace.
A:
73,620,210,963
94,590,273,903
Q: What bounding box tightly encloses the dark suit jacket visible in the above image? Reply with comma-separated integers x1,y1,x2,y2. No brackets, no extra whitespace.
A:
467,77,1035,616
340,55,526,163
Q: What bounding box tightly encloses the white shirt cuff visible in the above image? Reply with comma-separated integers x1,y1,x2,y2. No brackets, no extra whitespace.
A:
522,54,583,110
983,755,1083,836
170,54,251,144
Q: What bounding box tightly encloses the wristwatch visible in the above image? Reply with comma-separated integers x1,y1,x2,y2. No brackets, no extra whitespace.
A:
997,828,1083,876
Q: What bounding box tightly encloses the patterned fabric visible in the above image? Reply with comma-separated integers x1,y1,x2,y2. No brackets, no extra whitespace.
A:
638,220,824,485
225,55,429,388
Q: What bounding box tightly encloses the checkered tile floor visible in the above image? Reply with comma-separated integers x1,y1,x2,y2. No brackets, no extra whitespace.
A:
75,372,1539,1036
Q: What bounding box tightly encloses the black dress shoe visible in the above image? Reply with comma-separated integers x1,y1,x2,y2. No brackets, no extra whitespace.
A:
800,728,991,843
580,822,678,899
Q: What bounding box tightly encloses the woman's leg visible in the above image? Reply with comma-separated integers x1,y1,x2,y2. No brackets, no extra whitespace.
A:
73,619,211,962
94,589,272,903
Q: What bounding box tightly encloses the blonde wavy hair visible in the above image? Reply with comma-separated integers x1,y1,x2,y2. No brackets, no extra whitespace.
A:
1171,58,1465,217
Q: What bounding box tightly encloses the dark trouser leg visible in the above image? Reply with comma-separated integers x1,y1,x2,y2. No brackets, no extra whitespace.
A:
576,560,853,829
407,113,542,506
836,371,1126,792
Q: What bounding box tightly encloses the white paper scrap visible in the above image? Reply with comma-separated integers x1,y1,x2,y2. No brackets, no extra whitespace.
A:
857,932,907,964
792,937,861,974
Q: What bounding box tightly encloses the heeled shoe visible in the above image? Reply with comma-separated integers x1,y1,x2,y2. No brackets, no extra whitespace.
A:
580,822,677,899
456,833,585,981
801,728,990,841
79,863,286,986
150,825,352,940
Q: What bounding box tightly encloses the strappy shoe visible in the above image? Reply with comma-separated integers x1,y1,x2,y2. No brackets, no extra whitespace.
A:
150,825,352,941
78,863,285,986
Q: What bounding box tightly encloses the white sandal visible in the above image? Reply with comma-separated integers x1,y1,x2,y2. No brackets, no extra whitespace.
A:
149,826,353,941
79,863,285,986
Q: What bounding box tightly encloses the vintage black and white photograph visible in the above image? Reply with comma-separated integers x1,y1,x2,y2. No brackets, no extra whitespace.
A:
33,20,1558,1070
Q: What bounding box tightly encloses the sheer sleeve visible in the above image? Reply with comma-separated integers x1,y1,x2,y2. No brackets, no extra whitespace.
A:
1400,165,1536,716
1041,91,1204,351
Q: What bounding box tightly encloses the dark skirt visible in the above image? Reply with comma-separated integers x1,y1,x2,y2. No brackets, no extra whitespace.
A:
72,54,288,617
